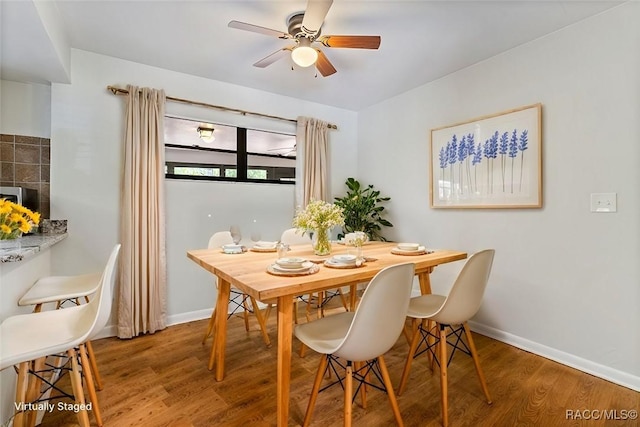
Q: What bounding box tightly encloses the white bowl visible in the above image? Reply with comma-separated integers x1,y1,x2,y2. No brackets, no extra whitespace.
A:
276,257,306,269
397,242,420,251
222,244,243,253
332,254,357,264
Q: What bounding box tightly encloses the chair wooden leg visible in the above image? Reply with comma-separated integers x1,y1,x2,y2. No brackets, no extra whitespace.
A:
463,322,492,404
318,291,325,319
202,307,217,344
13,361,30,427
24,357,46,427
79,344,103,426
427,320,436,371
398,318,421,396
438,324,449,427
378,355,404,427
344,361,353,427
85,340,103,391
354,361,367,409
241,296,251,332
303,355,329,427
305,295,313,323
250,296,271,347
67,348,90,427
299,342,308,358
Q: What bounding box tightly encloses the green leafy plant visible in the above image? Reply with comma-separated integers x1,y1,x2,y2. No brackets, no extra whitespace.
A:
334,178,393,241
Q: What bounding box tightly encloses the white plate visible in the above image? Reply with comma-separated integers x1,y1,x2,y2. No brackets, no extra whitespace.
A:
393,246,426,254
276,257,307,269
324,259,362,269
332,254,357,264
254,241,277,249
271,261,314,273
397,242,420,251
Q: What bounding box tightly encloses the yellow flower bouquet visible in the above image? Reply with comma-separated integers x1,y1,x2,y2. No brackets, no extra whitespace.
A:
293,199,344,255
0,198,41,240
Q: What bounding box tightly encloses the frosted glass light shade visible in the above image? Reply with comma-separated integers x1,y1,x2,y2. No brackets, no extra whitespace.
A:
197,127,215,143
291,39,318,68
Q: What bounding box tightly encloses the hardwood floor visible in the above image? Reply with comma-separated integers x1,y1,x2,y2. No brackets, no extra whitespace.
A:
37,302,639,426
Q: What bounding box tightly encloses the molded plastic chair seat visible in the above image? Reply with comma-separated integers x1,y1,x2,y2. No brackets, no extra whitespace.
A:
294,312,355,355
398,249,495,427
294,263,415,427
406,294,446,318
0,244,120,427
18,273,102,309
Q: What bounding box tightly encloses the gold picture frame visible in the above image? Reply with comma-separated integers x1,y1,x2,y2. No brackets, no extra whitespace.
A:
430,103,542,209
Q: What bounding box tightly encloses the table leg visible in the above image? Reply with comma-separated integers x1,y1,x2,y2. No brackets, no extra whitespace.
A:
276,295,293,427
349,284,357,311
418,268,433,295
214,278,231,381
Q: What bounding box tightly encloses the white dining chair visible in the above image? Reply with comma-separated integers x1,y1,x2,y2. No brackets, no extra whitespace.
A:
397,249,495,427
202,231,271,370
294,262,415,427
18,271,104,392
1,244,120,427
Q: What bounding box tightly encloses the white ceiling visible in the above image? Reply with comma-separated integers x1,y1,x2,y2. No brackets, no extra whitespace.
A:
1,0,623,111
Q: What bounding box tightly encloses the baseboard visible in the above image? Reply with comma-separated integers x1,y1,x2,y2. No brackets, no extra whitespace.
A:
468,320,640,392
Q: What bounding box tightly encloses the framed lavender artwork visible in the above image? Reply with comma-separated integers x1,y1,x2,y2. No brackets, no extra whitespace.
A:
430,103,542,209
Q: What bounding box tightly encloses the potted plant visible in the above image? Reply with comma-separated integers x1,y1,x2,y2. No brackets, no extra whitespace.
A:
334,178,393,241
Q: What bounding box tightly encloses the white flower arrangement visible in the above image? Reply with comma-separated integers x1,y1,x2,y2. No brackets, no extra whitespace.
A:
292,199,345,232
342,231,368,247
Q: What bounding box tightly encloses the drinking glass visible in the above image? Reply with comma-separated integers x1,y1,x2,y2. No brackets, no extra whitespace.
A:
230,225,242,245
276,243,289,259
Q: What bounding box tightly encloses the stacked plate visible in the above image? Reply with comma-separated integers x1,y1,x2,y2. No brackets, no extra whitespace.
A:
251,241,278,252
273,257,312,273
391,242,427,255
324,254,360,268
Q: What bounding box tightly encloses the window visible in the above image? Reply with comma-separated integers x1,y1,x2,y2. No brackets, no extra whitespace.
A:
164,116,295,184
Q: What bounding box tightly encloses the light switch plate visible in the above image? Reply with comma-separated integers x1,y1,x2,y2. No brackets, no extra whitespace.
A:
590,193,617,213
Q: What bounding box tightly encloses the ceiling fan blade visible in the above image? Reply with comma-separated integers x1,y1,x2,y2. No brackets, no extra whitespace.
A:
253,47,293,68
315,50,337,77
301,0,333,34
318,35,381,49
228,20,291,39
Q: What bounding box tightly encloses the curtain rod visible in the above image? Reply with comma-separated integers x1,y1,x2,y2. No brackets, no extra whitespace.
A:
107,85,337,130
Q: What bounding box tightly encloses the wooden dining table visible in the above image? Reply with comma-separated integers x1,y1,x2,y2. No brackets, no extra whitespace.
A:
187,241,467,426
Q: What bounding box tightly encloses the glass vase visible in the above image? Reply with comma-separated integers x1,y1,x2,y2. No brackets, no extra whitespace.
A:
312,228,332,256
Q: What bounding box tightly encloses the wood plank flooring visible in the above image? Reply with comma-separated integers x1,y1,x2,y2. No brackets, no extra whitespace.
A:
35,301,639,426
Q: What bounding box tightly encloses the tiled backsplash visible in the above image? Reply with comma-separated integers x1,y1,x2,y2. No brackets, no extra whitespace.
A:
0,134,50,218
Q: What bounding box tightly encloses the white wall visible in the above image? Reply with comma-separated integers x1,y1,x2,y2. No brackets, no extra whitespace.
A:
50,49,358,331
0,79,51,137
358,3,639,389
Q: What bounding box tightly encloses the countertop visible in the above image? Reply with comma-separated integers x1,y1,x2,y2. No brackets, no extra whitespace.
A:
0,233,68,263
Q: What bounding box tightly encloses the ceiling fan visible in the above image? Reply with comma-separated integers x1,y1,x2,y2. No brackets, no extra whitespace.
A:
228,0,381,77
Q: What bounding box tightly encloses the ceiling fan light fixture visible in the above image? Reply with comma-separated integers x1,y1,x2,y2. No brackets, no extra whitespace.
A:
197,126,215,143
291,38,318,67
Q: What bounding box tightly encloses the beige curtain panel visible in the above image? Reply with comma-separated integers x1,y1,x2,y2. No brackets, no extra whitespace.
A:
117,85,168,339
296,116,330,206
